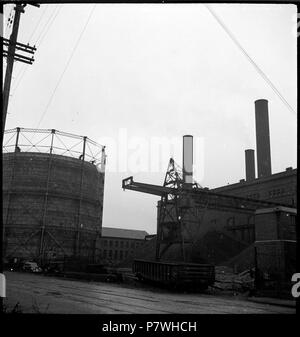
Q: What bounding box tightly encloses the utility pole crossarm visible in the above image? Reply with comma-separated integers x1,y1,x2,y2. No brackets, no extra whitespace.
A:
3,37,37,53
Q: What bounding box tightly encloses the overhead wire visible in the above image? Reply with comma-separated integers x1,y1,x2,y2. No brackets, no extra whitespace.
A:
10,5,62,96
11,64,25,83
11,66,28,95
4,7,32,89
34,5,59,46
205,4,296,115
35,5,62,48
8,6,50,94
27,4,49,43
35,4,97,129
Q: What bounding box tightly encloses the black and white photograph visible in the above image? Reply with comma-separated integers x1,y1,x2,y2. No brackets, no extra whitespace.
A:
1,0,298,330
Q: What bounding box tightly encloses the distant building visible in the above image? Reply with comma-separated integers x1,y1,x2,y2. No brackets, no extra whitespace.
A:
99,227,148,265
210,167,297,245
153,99,297,266
212,168,297,207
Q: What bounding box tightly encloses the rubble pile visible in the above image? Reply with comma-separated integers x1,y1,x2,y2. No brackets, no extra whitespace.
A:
209,266,255,294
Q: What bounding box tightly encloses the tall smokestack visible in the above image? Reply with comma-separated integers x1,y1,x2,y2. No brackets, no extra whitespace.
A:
245,149,255,181
182,135,193,184
255,99,272,178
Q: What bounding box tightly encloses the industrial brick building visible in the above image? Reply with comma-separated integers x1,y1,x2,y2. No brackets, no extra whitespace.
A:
196,100,297,267
129,99,297,271
209,99,297,248
121,98,296,298
212,168,296,206
98,227,148,265
189,99,297,271
211,101,296,221
210,168,297,245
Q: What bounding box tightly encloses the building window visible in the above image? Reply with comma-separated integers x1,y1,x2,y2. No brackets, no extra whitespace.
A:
115,241,119,247
109,250,112,258
126,241,129,248
131,242,135,248
114,250,118,259
120,241,124,248
288,216,296,233
109,240,113,247
269,188,285,198
226,217,235,228
120,251,123,260
104,240,107,247
125,251,128,257
247,193,260,199
103,250,107,258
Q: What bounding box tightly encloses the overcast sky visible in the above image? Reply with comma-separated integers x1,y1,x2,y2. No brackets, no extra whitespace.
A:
3,3,297,234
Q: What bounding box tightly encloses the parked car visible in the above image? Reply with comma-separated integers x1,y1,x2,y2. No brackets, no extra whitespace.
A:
5,258,23,272
22,261,42,273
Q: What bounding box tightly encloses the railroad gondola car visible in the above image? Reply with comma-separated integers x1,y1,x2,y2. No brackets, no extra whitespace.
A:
133,259,215,290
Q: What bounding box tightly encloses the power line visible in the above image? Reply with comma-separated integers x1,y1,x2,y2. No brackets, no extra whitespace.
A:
27,4,49,43
34,5,59,45
2,3,39,139
9,6,60,98
3,6,39,91
10,58,28,86
12,63,25,82
35,4,96,129
11,66,28,95
36,5,62,48
205,4,296,115
10,6,61,98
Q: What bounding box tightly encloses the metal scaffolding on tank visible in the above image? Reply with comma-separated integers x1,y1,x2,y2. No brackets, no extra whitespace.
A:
2,127,106,265
3,127,106,167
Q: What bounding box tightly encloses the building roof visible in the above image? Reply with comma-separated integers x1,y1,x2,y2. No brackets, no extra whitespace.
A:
101,227,149,240
255,206,297,215
211,168,297,193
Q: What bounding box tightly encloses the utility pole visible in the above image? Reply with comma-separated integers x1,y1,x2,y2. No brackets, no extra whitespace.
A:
1,2,39,312
2,3,39,143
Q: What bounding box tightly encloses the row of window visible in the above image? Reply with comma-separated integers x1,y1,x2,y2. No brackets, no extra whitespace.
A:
101,239,142,249
101,249,129,260
268,188,285,198
246,187,288,200
246,193,260,199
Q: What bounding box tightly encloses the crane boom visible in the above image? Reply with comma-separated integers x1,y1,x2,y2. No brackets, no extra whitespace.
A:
122,176,290,213
122,156,292,262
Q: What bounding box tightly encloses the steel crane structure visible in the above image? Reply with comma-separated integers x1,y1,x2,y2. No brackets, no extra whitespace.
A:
122,157,287,262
